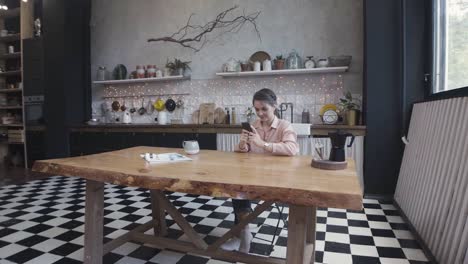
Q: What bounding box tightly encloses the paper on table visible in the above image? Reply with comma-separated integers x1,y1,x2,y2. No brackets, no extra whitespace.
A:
140,153,192,164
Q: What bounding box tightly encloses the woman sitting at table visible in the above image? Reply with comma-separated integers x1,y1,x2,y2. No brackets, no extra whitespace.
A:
222,88,299,253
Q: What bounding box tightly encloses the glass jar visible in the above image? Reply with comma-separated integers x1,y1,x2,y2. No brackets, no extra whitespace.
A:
96,66,106,81
136,65,145,78
286,50,303,69
147,65,156,78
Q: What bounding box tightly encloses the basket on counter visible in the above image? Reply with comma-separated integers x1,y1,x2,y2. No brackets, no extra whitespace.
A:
328,55,352,67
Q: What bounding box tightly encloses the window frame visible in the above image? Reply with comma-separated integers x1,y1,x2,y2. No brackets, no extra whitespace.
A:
428,0,468,99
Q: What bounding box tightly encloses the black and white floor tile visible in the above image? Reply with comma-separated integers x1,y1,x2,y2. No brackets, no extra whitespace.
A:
0,176,430,264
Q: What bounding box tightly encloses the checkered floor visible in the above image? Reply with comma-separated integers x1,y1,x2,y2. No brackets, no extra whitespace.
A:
0,176,430,264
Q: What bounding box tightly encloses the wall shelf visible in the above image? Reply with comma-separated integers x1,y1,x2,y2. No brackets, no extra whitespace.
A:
215,67,348,77
0,52,21,59
0,88,22,93
0,70,21,77
0,34,20,42
0,124,23,128
0,105,22,110
93,75,190,85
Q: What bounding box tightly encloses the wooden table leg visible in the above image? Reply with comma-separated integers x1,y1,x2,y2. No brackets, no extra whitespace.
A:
84,180,104,264
306,207,317,263
287,205,315,264
150,190,167,237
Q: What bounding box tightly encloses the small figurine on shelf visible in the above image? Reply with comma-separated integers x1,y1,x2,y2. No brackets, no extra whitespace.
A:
34,18,41,37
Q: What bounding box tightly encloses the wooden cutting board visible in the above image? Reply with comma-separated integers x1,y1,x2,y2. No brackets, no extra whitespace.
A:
199,103,215,124
214,107,226,124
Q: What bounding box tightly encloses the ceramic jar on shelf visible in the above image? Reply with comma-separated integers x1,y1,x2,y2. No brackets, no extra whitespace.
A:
146,65,156,78
136,65,145,78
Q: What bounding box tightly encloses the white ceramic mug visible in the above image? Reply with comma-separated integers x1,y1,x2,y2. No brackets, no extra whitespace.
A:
183,140,200,155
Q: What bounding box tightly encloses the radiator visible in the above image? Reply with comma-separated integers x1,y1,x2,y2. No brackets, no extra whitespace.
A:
394,97,468,264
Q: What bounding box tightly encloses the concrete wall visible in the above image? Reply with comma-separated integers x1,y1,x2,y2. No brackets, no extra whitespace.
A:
90,0,363,123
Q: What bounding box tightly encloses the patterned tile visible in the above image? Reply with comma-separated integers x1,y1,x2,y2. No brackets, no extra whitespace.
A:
0,176,430,264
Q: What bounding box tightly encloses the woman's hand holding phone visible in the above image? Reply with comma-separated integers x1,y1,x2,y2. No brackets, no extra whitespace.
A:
239,129,250,150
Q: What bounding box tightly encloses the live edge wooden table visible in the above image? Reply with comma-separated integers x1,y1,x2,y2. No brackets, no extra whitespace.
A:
32,146,362,264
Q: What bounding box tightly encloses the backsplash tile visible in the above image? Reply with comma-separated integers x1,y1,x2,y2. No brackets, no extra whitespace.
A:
92,74,359,124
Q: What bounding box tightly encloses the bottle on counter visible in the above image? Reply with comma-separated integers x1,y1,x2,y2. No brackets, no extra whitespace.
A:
302,109,310,123
231,107,236,124
225,107,230,124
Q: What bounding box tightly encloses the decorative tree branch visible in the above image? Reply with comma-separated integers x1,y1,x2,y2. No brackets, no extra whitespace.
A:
147,6,261,52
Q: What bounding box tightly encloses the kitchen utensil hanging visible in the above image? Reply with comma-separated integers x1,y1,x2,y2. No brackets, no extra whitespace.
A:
129,99,136,114
138,98,147,115
154,98,165,111
165,98,176,112
146,98,154,115
176,98,184,108
111,101,120,111
120,98,126,111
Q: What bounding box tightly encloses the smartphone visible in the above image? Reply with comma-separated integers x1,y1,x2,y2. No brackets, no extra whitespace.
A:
241,122,253,132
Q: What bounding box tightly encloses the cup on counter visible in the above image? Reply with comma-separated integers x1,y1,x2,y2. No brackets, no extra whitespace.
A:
8,46,14,54
183,140,200,155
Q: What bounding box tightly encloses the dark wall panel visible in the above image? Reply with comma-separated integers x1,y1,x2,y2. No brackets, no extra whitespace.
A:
43,0,91,158
363,0,428,195
364,0,404,195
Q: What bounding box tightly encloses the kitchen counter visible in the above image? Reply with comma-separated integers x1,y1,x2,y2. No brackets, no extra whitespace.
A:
70,123,243,134
311,124,367,136
70,123,366,136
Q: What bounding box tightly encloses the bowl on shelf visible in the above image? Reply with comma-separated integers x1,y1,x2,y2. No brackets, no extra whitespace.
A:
328,55,352,67
86,118,100,125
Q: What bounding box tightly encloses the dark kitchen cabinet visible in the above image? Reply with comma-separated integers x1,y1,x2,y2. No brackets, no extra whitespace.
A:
69,132,217,157
155,133,216,150
124,133,156,148
26,130,46,166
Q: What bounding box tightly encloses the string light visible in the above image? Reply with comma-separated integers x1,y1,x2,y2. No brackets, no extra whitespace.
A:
97,74,351,122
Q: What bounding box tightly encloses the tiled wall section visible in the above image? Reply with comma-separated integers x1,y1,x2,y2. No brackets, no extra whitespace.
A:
92,74,361,124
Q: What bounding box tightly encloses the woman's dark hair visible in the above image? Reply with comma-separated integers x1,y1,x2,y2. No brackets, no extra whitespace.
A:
252,88,277,106
252,88,280,117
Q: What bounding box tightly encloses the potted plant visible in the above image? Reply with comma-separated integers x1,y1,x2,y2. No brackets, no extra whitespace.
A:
245,107,255,123
166,58,191,76
274,55,285,70
338,91,361,126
